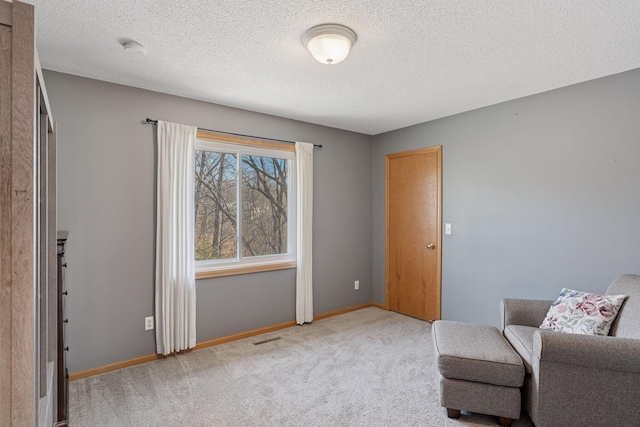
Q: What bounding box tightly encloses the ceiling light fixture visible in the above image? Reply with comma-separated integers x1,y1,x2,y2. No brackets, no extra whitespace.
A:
302,24,357,65
122,40,146,55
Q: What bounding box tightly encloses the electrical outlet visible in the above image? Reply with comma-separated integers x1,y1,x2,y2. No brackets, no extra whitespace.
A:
355,280,360,290
145,316,154,331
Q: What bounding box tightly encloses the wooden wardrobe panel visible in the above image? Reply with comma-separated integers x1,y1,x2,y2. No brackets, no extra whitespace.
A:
0,22,13,424
11,1,36,424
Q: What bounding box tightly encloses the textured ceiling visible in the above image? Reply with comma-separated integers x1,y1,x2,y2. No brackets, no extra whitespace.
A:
26,0,640,135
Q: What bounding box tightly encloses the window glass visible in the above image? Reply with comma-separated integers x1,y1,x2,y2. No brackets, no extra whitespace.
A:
242,155,288,257
195,150,237,261
194,138,296,274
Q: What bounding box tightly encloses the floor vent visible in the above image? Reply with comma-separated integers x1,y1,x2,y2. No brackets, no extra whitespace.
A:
254,337,282,345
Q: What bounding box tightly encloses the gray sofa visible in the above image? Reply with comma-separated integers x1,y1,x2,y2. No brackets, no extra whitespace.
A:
501,274,640,427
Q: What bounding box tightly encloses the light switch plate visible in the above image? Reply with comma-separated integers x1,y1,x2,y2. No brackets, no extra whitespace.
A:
445,223,452,235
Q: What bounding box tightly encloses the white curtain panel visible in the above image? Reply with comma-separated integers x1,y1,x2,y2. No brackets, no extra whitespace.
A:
155,121,197,355
295,141,314,325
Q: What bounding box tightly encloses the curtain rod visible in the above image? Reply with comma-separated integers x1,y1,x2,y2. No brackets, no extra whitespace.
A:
144,118,322,148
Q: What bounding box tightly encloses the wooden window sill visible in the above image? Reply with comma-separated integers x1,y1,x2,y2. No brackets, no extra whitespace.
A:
195,260,297,279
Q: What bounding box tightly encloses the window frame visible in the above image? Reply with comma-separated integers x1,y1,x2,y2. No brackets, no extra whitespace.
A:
194,130,297,279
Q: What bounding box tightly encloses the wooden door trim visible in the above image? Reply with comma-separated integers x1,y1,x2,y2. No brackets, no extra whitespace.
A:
385,146,442,320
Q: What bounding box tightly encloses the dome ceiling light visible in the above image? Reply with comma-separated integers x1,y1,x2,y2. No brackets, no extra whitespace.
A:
302,24,357,65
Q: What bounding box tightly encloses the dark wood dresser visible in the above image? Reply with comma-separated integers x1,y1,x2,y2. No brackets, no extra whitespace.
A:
57,231,69,427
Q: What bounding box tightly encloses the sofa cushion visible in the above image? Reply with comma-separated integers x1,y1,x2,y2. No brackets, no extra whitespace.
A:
539,288,626,336
432,321,524,387
504,325,538,374
606,274,640,339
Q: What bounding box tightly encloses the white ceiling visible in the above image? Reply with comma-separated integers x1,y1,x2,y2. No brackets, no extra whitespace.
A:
26,0,640,135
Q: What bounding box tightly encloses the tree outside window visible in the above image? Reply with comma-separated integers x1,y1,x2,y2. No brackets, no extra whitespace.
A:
194,140,295,271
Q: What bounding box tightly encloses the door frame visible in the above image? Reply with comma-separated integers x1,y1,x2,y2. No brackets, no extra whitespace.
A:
385,146,442,320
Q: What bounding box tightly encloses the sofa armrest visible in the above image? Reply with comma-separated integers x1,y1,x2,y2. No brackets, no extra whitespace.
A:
529,331,640,426
533,330,640,373
500,298,553,330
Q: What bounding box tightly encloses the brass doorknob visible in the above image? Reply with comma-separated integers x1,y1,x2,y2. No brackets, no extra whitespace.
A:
427,244,436,250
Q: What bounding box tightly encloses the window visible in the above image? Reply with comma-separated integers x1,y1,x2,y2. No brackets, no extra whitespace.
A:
194,132,296,278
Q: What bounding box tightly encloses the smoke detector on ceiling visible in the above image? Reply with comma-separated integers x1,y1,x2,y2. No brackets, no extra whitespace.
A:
122,41,146,55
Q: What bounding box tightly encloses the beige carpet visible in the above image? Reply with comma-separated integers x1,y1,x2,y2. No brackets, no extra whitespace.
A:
70,307,534,426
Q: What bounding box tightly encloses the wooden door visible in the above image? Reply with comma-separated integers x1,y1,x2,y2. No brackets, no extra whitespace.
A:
386,146,442,321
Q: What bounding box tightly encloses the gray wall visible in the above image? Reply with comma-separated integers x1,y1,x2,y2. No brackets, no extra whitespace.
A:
373,68,640,327
48,66,640,372
44,71,373,372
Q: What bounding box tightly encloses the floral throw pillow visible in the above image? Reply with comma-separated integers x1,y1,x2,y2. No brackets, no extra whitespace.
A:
539,288,626,335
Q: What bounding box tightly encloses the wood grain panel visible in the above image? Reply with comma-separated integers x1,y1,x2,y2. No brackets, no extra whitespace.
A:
11,1,35,424
197,129,295,152
0,21,12,424
386,146,442,321
196,260,296,279
0,1,11,26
